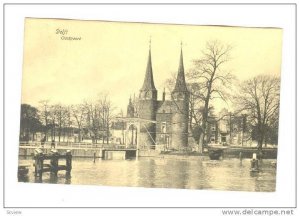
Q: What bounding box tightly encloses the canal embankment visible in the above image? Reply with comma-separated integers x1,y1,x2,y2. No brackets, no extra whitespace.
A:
19,147,102,158
159,147,277,159
19,146,277,159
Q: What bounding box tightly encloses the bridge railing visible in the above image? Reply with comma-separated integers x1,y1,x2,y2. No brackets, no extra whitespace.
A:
19,141,137,150
19,141,96,149
19,141,40,147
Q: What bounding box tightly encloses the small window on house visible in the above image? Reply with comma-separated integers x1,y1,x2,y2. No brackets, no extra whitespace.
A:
161,122,167,133
221,136,226,142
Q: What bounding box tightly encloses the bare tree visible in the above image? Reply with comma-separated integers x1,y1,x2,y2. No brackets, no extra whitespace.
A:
235,75,280,153
97,93,116,144
63,106,73,142
49,105,57,141
84,101,100,143
71,104,86,142
39,100,50,141
50,104,69,143
186,82,205,143
189,40,234,152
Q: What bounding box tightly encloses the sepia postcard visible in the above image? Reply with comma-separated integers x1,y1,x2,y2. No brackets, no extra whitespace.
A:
18,18,282,192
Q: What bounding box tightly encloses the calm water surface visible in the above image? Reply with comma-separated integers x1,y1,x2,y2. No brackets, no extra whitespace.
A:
18,157,276,192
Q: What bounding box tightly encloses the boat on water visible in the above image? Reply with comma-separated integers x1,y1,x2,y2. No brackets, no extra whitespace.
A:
207,144,227,160
208,149,224,160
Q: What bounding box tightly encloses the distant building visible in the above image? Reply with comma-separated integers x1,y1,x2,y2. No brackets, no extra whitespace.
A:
206,108,250,146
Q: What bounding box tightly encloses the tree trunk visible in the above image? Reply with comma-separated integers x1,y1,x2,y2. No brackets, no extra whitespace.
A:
198,133,204,153
78,128,81,143
257,129,264,159
106,124,109,144
58,127,61,143
46,129,48,142
54,126,56,141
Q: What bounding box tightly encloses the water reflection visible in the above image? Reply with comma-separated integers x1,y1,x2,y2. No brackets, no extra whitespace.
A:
18,157,276,192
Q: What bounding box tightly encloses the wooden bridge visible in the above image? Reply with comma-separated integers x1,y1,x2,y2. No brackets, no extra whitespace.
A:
19,141,139,160
19,141,101,150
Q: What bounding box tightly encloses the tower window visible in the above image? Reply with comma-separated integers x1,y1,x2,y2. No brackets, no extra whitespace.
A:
145,91,150,99
178,93,184,100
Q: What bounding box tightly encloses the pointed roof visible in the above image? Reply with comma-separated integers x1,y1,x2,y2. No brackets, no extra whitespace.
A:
140,42,156,91
127,96,135,117
129,95,132,105
173,45,188,92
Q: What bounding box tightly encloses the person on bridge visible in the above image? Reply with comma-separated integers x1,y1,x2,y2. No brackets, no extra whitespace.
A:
41,136,46,148
51,139,55,149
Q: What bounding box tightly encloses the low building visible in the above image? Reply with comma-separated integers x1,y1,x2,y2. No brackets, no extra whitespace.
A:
207,108,250,146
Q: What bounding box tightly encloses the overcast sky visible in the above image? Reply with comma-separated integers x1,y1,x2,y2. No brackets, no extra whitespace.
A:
21,18,282,113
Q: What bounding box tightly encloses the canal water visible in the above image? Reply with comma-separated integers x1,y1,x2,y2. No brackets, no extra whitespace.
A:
18,157,276,192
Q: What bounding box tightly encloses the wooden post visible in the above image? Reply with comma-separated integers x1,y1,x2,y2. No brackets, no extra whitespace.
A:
250,153,259,172
34,148,44,178
239,152,243,161
66,150,72,176
38,157,44,178
50,149,59,176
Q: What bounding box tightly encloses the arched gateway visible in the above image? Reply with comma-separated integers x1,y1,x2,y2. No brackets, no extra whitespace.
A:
113,117,157,151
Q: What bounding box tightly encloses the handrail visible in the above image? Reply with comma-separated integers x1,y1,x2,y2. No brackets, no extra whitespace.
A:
19,141,140,150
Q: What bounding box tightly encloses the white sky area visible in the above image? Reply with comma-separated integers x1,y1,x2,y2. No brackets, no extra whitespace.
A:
21,18,282,113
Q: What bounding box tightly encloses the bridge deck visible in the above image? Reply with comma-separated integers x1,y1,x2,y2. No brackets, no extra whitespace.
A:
102,149,137,151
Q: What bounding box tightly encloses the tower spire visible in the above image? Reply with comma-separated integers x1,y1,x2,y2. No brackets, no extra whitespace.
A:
173,43,187,92
141,38,156,91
